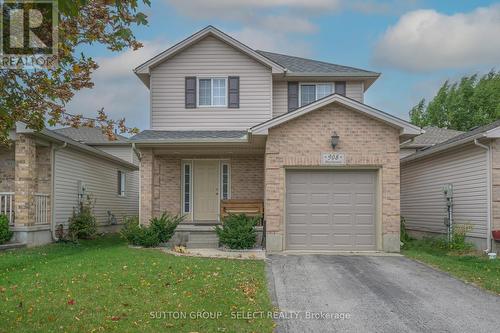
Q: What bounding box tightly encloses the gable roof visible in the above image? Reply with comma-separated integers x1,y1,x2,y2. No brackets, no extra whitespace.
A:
400,126,463,149
53,127,130,145
134,26,286,87
15,123,137,170
256,50,380,88
250,93,422,138
401,120,500,163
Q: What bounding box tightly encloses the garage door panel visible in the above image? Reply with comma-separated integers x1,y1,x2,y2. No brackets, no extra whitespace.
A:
286,170,376,251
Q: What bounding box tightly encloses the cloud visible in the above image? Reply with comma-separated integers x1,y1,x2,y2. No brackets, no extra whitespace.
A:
373,5,500,71
258,15,318,34
65,41,168,130
229,27,312,56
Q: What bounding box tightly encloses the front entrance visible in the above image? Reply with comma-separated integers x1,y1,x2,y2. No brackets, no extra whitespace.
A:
193,160,220,220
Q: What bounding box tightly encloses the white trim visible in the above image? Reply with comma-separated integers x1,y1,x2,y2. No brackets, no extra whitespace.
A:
134,26,285,75
220,160,231,200
197,76,228,108
298,82,333,107
250,93,422,137
181,161,193,219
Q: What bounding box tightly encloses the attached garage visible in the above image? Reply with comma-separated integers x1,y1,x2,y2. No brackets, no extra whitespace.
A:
285,170,377,251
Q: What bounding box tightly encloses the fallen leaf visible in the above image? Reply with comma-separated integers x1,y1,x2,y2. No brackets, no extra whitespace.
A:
67,299,75,305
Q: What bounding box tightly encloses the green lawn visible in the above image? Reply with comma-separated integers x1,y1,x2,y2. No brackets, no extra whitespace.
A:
0,235,274,332
403,239,500,295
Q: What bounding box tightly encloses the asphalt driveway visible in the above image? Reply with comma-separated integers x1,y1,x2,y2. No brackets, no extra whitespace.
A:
266,254,500,333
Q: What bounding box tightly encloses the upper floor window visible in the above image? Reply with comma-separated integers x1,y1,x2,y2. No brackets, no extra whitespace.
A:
299,83,333,107
198,78,227,107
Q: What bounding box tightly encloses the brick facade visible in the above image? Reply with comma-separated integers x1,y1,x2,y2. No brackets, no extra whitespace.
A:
14,134,37,226
264,104,401,251
139,154,265,223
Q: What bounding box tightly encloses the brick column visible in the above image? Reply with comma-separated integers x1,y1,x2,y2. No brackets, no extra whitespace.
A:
14,134,37,226
140,149,154,225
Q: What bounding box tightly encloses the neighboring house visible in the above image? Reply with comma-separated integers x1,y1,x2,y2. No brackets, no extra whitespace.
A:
131,26,422,252
0,124,139,246
400,126,463,159
401,120,500,252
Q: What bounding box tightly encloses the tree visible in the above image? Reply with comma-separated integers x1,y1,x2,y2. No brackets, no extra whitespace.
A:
409,70,500,131
0,0,150,144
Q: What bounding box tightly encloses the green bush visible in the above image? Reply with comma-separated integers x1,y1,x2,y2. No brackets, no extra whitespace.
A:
0,214,13,244
215,214,259,250
434,224,474,251
150,213,185,243
400,217,412,249
121,213,184,247
68,197,97,240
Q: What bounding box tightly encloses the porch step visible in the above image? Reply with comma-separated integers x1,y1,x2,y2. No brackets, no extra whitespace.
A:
167,229,220,249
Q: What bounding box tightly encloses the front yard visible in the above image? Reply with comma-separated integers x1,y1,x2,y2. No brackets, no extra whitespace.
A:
403,239,500,295
0,235,274,332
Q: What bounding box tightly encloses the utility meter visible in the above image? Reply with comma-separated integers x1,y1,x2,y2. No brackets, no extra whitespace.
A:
443,184,453,199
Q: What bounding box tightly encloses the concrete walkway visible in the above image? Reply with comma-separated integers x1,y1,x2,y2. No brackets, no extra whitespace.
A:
266,254,500,333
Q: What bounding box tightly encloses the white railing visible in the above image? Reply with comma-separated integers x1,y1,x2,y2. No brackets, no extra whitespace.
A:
35,193,49,225
0,192,14,225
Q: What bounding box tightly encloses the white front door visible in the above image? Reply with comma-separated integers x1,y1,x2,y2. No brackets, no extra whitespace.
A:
193,160,219,220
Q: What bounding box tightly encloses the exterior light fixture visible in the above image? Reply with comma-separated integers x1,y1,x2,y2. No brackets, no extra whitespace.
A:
331,131,340,149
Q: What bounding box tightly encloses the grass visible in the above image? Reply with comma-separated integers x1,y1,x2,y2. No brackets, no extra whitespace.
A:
403,238,500,295
0,235,275,332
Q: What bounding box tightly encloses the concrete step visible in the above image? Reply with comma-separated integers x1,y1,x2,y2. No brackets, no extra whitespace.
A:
186,241,220,249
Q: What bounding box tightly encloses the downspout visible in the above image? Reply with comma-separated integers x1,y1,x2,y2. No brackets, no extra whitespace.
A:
50,142,67,241
474,139,492,253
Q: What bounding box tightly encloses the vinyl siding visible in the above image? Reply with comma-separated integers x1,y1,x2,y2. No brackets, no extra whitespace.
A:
54,148,139,228
401,144,488,238
271,80,364,118
94,145,137,164
150,36,273,130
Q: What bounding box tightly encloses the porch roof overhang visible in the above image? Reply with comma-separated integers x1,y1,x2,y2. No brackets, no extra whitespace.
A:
130,130,250,145
249,93,423,142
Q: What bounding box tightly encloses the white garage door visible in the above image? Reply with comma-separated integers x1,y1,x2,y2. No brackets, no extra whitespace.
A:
286,170,377,251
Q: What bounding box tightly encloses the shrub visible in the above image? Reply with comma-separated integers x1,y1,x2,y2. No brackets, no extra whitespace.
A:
0,214,13,244
400,217,412,249
215,214,259,250
121,213,184,247
434,224,474,251
150,213,185,243
68,196,97,240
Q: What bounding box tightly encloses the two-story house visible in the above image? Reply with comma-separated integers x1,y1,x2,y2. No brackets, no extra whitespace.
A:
131,26,422,252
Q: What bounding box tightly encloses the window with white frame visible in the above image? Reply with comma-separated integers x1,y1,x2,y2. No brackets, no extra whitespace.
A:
300,83,333,106
221,162,230,200
198,78,227,107
117,171,126,196
182,162,192,214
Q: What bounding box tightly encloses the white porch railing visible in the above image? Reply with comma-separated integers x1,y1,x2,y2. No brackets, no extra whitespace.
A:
35,193,49,225
0,192,14,225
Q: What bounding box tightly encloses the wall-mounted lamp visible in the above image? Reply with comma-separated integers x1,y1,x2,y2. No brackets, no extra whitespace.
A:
331,131,340,149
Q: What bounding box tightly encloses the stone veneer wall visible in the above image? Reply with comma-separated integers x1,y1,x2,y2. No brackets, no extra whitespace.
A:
139,153,264,224
0,148,15,192
264,104,401,252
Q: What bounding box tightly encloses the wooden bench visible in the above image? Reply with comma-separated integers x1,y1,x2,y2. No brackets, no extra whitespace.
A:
220,199,264,225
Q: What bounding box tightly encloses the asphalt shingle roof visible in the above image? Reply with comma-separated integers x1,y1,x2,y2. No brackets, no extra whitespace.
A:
53,127,129,144
130,130,248,141
402,120,500,161
256,50,379,76
401,126,463,148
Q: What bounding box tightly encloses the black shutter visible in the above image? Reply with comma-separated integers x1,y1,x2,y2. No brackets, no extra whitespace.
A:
335,81,346,96
185,77,197,108
228,76,239,108
288,81,299,112
117,171,121,195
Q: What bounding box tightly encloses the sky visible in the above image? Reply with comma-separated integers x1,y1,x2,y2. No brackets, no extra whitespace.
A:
66,0,500,131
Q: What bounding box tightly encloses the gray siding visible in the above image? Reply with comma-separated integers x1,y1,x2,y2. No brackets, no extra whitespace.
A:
54,148,139,228
94,145,136,164
400,148,416,159
150,36,273,130
401,144,488,239
271,80,364,118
